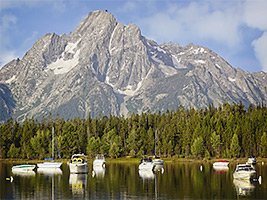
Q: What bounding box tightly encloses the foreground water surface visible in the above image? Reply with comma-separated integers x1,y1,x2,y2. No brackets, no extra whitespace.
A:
0,161,266,199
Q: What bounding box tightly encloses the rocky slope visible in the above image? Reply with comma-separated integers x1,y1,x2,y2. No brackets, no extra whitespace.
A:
0,10,266,122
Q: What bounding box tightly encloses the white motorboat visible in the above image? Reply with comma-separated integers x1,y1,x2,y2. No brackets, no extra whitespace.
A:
233,164,256,180
139,157,155,171
93,154,105,167
37,127,62,169
246,156,256,165
12,164,36,173
68,153,88,173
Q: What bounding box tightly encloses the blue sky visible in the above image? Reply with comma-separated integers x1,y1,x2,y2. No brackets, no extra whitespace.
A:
1,0,267,72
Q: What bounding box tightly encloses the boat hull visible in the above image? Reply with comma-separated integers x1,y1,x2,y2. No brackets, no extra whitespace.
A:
12,164,36,172
69,163,88,173
153,159,164,165
233,171,256,180
213,161,229,167
139,162,155,171
93,160,105,168
37,162,62,168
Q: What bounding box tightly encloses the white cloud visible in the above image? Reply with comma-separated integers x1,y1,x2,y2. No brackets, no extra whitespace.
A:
244,0,267,30
252,32,267,72
138,0,267,71
0,0,66,12
0,51,17,67
243,0,267,72
139,1,243,48
0,14,19,67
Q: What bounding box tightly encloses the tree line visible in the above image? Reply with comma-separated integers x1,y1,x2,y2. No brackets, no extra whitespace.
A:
0,103,266,159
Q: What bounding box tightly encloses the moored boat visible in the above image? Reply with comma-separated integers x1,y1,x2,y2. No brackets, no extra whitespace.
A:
213,159,229,171
213,159,229,167
93,154,105,168
37,161,62,169
12,164,36,173
233,164,256,180
37,127,62,169
139,157,155,171
153,156,164,166
68,153,88,173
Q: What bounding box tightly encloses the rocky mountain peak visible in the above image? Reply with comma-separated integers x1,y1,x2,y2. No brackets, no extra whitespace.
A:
73,10,117,38
0,10,266,122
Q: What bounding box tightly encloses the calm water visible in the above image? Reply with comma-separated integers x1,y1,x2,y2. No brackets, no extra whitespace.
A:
0,161,266,199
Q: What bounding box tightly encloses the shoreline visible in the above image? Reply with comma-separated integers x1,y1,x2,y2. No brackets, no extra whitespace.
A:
1,157,267,164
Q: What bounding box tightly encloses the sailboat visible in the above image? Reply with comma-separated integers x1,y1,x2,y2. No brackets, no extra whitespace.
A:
152,129,164,166
37,127,62,169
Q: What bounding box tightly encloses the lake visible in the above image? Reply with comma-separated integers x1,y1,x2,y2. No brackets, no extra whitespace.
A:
0,161,266,199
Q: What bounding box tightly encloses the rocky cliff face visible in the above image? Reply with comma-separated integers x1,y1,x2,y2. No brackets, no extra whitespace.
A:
0,10,266,122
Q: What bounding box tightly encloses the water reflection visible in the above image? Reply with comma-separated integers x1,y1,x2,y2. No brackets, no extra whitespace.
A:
154,164,164,174
1,161,266,199
92,165,105,178
233,179,255,196
139,169,155,179
37,168,63,175
213,165,229,173
12,170,36,177
69,173,88,195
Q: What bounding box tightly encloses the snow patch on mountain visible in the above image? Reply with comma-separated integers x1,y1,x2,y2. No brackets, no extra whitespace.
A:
65,39,80,54
46,49,80,75
228,77,236,82
194,60,206,64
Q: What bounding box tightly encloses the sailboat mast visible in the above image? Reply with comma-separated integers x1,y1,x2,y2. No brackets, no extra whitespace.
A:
155,129,157,156
52,126,54,160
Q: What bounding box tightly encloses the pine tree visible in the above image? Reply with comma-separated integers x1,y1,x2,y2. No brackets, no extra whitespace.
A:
191,137,204,158
230,133,241,158
260,132,267,157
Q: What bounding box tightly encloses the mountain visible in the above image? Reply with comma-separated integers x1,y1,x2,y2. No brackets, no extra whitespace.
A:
0,10,266,122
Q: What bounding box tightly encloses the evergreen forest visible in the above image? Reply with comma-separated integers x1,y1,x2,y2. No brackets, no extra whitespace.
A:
0,103,267,159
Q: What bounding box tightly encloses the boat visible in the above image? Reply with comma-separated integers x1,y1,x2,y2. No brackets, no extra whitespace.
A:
246,156,256,165
213,159,229,171
12,164,36,173
139,157,155,171
93,154,105,168
213,159,229,167
68,153,88,173
233,164,256,180
37,161,62,169
153,156,164,166
37,127,62,169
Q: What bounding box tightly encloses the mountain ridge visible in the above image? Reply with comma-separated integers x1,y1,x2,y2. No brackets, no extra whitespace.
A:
0,10,266,122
